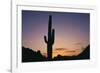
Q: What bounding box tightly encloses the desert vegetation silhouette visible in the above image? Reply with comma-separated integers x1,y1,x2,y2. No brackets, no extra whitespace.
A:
22,15,90,62
44,15,55,60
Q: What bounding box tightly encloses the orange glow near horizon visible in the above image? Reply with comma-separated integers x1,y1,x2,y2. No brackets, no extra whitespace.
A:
52,48,83,58
36,47,84,58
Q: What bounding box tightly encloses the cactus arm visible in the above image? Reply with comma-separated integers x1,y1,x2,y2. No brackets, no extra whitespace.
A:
44,36,48,43
51,29,55,44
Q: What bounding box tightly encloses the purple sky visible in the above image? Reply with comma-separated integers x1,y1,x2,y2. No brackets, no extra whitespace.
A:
22,10,90,55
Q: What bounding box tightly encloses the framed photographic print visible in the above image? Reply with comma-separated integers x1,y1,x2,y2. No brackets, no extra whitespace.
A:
11,0,97,73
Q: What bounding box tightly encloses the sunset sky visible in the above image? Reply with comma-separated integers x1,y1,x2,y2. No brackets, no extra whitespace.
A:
22,10,90,58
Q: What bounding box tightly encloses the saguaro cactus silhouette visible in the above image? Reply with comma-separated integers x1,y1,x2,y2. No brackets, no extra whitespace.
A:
44,15,55,60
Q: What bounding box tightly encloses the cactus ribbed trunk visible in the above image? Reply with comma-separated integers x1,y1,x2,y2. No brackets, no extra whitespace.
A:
44,15,55,60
